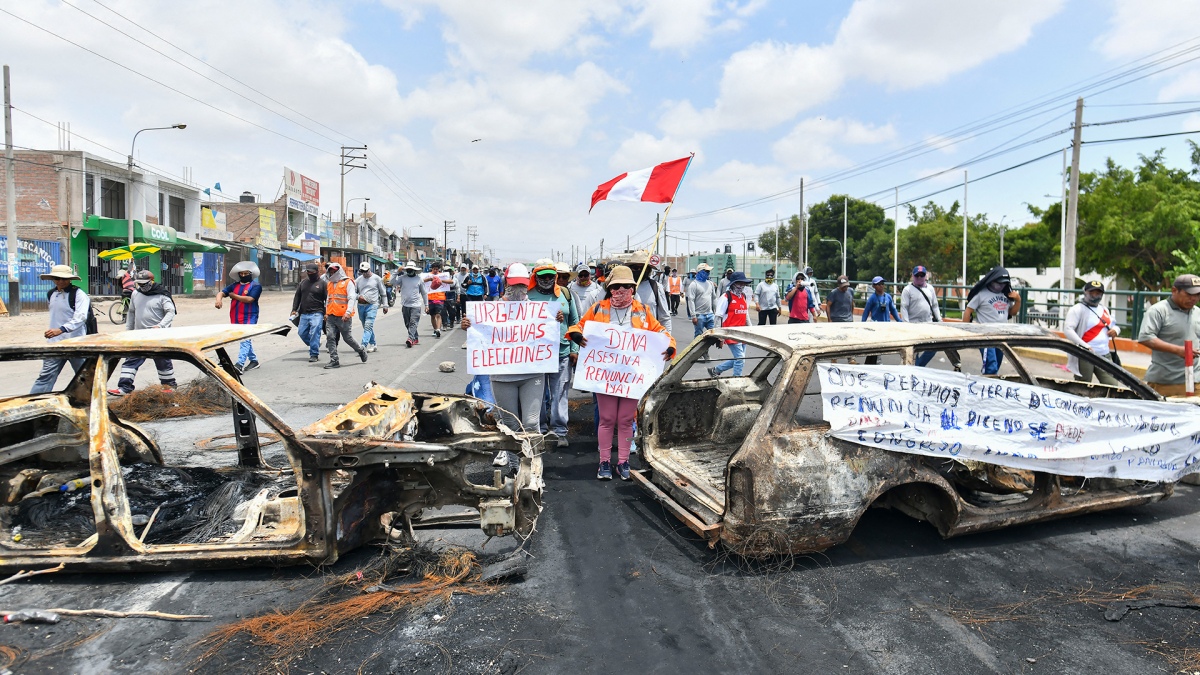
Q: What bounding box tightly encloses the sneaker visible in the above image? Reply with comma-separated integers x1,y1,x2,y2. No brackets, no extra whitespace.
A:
243,361,261,372
597,461,613,480
359,349,368,363
106,388,128,397
411,338,420,346
707,366,719,378
366,345,377,353
556,437,569,448
433,329,442,339
405,339,413,348
234,362,246,374
159,385,175,394
309,355,319,362
324,361,340,369
543,431,559,445
616,461,631,481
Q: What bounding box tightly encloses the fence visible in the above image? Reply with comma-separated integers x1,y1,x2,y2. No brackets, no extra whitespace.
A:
810,279,1171,338
0,236,64,312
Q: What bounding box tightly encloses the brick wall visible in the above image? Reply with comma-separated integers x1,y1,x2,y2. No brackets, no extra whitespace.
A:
0,151,64,227
201,197,286,246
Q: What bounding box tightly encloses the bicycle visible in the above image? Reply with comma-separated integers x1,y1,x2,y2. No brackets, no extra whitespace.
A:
108,297,129,325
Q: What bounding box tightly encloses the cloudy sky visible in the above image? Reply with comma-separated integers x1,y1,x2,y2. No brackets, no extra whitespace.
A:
3,0,1200,262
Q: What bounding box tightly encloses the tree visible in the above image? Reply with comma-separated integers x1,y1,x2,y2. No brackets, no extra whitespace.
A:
756,195,894,279
1077,149,1200,291
895,200,1001,283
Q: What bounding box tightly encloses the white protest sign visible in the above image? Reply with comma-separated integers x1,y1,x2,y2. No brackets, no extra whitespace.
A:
572,321,671,399
818,363,1200,481
466,301,559,375
422,272,452,296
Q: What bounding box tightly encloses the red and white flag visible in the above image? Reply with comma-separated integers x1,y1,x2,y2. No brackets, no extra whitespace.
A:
590,155,692,212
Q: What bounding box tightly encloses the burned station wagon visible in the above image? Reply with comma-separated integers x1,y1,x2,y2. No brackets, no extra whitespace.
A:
0,325,542,571
633,322,1174,556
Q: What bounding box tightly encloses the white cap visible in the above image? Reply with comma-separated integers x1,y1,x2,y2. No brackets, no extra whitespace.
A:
359,262,371,271
506,262,530,283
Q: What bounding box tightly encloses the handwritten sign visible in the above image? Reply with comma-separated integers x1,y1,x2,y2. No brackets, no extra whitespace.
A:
423,272,452,296
819,363,1200,481
572,322,670,399
466,301,559,375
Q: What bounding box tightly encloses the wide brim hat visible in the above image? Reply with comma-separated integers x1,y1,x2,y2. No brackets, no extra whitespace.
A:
605,265,636,288
404,261,419,271
40,264,80,281
228,261,260,281
728,271,750,285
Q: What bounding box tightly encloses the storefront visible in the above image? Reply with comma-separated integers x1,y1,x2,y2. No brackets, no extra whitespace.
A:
72,216,226,297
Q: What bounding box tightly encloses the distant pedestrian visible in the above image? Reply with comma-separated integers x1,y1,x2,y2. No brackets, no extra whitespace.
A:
355,262,389,353
425,261,448,338
1065,281,1120,385
1137,273,1200,397
290,263,327,362
901,265,941,366
29,264,90,395
444,265,461,327
718,268,735,295
862,276,901,323
485,267,502,300
687,263,718,337
626,253,671,326
709,272,752,377
109,270,177,396
465,264,486,304
394,261,428,348
567,265,675,481
963,266,1021,375
785,271,817,324
824,275,855,322
215,261,263,373
804,267,822,321
667,268,683,316
322,262,367,369
568,264,604,315
753,269,780,325
455,263,470,319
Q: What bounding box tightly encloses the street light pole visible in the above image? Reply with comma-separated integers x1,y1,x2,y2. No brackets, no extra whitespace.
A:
820,238,844,276
128,124,186,246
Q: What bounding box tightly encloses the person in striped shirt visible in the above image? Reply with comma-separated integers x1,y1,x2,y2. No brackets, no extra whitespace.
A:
215,261,263,373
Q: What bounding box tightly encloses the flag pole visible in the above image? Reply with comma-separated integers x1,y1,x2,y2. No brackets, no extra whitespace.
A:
637,152,694,286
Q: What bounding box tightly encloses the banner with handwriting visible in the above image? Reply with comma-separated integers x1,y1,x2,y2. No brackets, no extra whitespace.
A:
467,301,559,375
572,322,670,399
819,363,1200,481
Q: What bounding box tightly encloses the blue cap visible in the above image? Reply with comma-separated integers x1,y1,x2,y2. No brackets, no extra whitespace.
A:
871,276,886,285
912,265,927,276
728,271,751,285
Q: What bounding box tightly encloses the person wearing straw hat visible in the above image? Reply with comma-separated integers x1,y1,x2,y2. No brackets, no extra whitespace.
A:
394,260,428,348
567,265,676,481
215,260,263,373
29,265,91,395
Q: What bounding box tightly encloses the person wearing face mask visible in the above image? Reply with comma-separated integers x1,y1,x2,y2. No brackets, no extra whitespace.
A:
355,262,389,353
465,265,486,304
567,265,675,481
667,268,683,316
529,261,580,447
290,263,327,362
901,265,941,366
461,263,546,434
1064,280,1120,385
785,271,818,323
321,262,368,369
108,270,177,396
963,265,1021,375
485,266,502,301
686,262,718,338
215,261,263,373
568,263,603,315
394,261,428,348
709,272,752,377
753,269,780,325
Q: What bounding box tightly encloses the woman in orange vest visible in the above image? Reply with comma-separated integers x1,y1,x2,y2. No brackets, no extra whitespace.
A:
567,265,676,481
666,267,683,316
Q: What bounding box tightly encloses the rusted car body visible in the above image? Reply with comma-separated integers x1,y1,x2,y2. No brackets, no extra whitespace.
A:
634,322,1174,556
0,325,542,571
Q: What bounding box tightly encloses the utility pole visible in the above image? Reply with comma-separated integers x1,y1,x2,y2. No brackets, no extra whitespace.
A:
443,220,456,262
627,235,630,253
1059,148,1068,320
599,238,604,261
961,170,968,309
892,189,898,283
3,65,18,315
1064,97,1084,300
798,178,804,270
845,197,850,279
339,146,366,248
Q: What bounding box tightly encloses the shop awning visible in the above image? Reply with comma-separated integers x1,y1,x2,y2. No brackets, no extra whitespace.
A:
83,215,178,248
280,250,320,262
175,235,228,253
369,255,391,266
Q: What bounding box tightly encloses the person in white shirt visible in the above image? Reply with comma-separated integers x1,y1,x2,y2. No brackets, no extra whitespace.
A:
752,269,781,325
1064,280,1120,385
900,265,941,367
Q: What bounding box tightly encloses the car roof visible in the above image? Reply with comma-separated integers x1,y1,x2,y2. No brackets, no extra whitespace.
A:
0,324,290,356
717,322,1055,354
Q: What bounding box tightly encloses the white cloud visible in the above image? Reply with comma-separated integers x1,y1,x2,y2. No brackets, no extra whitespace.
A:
1095,0,1200,101
772,117,896,169
609,132,700,171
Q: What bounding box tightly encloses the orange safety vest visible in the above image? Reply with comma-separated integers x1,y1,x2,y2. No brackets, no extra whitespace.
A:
668,276,682,294
326,278,353,317
566,299,676,352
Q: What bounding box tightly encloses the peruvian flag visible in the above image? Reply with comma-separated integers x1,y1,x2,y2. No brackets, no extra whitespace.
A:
590,155,692,212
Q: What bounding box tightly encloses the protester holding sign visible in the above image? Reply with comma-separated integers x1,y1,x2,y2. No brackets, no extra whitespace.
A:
568,265,676,481
461,263,551,433
530,261,580,447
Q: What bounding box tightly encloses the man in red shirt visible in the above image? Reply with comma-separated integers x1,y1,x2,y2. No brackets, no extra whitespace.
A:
708,271,750,377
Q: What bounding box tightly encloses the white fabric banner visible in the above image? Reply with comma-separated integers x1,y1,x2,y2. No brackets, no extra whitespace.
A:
572,321,670,399
466,301,559,375
818,363,1200,481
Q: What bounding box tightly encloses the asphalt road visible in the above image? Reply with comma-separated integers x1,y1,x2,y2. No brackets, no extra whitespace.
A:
2,303,1200,674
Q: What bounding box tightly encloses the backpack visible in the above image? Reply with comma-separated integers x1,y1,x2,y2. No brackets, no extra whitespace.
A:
48,285,99,335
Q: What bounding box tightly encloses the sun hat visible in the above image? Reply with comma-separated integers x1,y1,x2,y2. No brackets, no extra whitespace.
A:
555,261,571,274
403,261,418,271
228,261,260,281
728,271,750,286
506,262,531,284
605,265,636,288
39,264,80,281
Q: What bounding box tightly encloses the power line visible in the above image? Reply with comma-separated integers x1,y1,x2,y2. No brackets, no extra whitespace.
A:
1085,105,1200,127
1081,128,1200,145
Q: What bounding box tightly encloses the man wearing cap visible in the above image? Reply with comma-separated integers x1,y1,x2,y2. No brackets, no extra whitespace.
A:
686,262,719,337
109,270,177,396
215,261,263,373
530,261,580,446
290,263,327,362
862,276,901,323
709,272,752,377
30,265,91,395
667,268,683,316
394,261,428,348
824,275,855,322
568,263,603,315
1065,281,1120,385
1137,274,1200,396
321,262,367,368
753,269,780,325
355,262,389,353
901,265,941,366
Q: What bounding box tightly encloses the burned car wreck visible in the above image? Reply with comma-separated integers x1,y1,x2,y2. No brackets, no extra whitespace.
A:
0,324,542,571
634,322,1176,557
